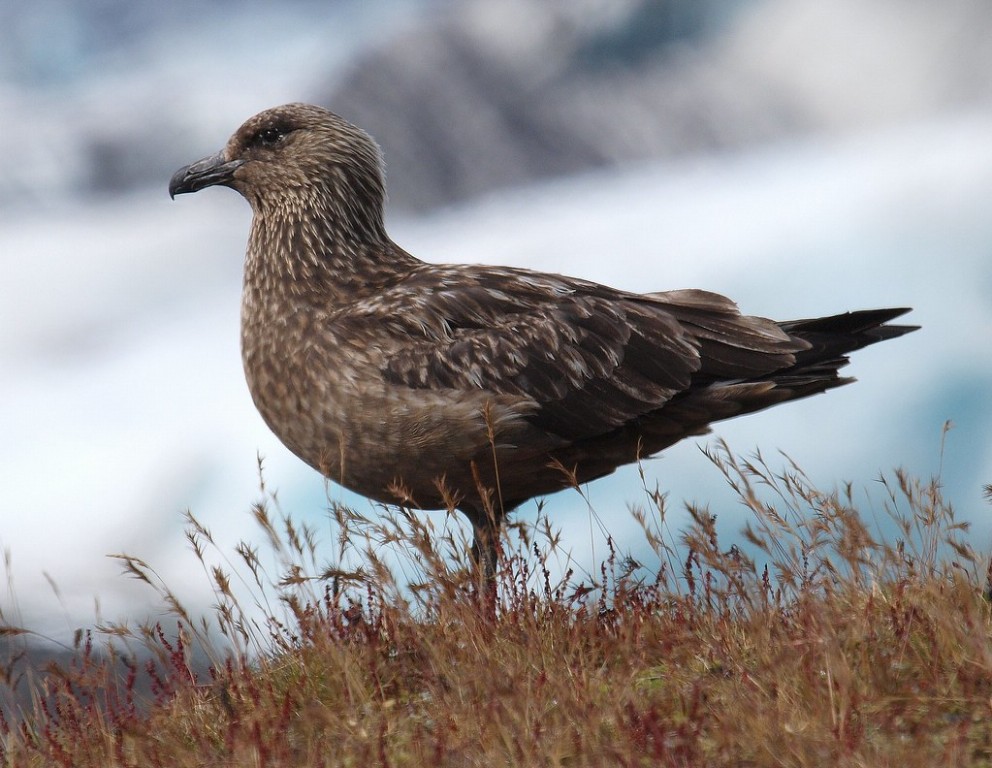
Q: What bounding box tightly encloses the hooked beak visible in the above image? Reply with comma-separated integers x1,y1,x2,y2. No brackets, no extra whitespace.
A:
169,152,245,198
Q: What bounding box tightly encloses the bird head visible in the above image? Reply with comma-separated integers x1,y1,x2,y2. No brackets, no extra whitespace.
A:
169,103,388,235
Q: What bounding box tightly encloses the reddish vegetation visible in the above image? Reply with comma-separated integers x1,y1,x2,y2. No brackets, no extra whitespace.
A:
2,443,990,767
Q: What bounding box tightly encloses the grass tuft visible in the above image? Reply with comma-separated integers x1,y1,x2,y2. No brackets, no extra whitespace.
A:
1,442,991,766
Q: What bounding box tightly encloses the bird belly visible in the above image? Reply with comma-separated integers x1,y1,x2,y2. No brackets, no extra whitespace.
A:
242,336,546,510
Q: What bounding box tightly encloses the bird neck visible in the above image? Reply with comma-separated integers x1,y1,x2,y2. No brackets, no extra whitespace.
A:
244,202,417,303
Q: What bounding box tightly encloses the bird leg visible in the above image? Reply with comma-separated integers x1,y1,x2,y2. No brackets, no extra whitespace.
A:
467,515,501,620
469,517,500,585
466,453,506,585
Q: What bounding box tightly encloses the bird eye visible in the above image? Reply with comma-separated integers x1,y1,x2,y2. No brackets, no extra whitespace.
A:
256,127,286,146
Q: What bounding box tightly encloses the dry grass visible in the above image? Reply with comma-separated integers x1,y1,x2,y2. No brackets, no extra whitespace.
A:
1,439,991,767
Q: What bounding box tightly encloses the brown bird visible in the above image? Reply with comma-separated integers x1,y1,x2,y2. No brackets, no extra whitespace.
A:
169,103,917,579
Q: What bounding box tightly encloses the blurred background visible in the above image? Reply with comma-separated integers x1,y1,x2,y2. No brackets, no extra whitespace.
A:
1,0,991,635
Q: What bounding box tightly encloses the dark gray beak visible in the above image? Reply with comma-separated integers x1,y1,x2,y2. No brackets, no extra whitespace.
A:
169,152,245,198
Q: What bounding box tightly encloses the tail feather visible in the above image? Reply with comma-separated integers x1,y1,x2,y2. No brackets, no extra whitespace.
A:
779,308,919,366
550,306,918,490
754,307,918,398
672,307,918,430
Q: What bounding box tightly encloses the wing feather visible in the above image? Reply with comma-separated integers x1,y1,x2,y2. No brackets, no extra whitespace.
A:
351,267,702,441
339,268,816,444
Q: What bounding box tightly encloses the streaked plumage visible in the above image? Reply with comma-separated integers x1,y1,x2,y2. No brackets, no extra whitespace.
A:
169,103,917,577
